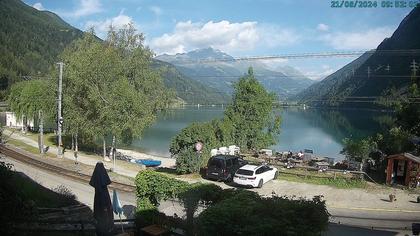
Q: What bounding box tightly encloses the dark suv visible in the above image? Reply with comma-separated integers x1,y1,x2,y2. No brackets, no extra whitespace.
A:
206,155,247,182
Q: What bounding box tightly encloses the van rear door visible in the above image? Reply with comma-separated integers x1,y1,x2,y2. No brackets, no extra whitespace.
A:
207,158,224,179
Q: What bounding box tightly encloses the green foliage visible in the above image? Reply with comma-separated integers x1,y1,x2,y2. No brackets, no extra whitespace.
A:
197,193,329,236
341,137,377,163
224,68,281,150
135,170,189,210
135,170,329,235
170,121,225,174
297,6,420,108
61,24,172,147
0,0,84,99
8,79,55,120
153,60,229,104
278,173,367,189
175,148,203,174
171,68,281,173
376,127,416,155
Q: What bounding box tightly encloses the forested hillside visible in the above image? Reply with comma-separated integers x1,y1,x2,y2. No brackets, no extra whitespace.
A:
295,6,420,107
0,0,226,104
0,0,84,99
157,47,314,99
153,60,229,104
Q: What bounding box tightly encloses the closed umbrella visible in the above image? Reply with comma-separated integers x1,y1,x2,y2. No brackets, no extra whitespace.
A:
90,162,114,236
112,189,124,232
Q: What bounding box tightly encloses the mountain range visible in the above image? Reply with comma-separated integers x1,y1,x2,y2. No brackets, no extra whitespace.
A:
156,48,314,99
0,0,226,104
2,0,418,107
295,6,420,107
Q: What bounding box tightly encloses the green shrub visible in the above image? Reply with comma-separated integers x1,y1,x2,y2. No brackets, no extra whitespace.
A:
197,194,329,236
135,170,330,235
175,148,203,174
135,170,189,209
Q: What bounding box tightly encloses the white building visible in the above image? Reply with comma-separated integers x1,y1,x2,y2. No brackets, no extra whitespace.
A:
0,112,34,129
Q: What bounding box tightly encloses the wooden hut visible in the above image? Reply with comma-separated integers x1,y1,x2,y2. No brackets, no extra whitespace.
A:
386,153,420,187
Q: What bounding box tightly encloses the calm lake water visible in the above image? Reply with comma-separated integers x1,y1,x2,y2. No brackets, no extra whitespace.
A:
129,106,393,161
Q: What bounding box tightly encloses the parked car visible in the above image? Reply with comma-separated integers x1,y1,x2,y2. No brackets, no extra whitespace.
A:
233,164,278,188
206,155,247,182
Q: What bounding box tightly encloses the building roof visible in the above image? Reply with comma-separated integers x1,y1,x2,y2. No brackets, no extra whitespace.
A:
387,153,420,163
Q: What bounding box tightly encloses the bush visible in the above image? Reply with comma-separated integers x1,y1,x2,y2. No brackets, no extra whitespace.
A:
135,170,189,209
52,185,77,204
175,148,203,174
197,194,329,236
135,170,330,235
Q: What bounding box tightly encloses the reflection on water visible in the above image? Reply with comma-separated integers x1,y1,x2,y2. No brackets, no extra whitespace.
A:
129,106,393,160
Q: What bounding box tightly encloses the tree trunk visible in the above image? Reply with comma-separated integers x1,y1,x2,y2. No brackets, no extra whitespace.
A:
39,110,44,154
21,115,25,133
112,135,116,171
103,137,106,160
74,132,78,161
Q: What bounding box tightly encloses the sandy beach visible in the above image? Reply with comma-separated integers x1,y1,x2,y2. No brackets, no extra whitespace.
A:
117,148,176,168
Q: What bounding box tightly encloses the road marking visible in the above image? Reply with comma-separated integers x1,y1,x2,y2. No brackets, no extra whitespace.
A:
330,205,420,213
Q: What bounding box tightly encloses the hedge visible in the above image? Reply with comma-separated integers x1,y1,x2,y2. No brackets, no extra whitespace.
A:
135,170,330,235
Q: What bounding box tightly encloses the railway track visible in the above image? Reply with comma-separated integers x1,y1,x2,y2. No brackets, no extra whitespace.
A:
0,145,136,193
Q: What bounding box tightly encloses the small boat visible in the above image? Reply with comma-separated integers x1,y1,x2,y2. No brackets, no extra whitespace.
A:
135,159,161,167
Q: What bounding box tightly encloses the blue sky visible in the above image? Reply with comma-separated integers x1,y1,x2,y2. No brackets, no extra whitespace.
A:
23,0,414,79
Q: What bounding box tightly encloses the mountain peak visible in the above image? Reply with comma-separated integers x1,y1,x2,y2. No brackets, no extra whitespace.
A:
186,47,234,61
156,47,234,63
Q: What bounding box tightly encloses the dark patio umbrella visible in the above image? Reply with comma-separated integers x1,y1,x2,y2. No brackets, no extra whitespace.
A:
90,162,114,236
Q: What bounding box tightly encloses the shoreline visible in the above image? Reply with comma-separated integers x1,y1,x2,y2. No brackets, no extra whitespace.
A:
117,148,176,168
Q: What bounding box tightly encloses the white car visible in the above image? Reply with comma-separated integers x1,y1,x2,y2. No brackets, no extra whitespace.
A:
233,164,278,188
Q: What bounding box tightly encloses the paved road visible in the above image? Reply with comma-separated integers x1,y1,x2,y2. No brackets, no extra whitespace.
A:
3,156,137,219
2,155,419,235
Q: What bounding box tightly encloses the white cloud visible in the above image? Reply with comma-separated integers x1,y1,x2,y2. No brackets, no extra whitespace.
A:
149,20,299,55
62,0,102,18
33,2,44,11
85,12,134,39
149,6,162,16
316,23,329,31
321,27,393,50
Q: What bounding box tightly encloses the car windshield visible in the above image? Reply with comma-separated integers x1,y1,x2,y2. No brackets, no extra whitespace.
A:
236,169,254,176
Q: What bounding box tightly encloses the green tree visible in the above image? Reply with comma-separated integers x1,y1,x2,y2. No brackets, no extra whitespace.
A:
224,67,281,151
341,137,377,171
170,67,281,173
61,24,172,165
8,79,55,153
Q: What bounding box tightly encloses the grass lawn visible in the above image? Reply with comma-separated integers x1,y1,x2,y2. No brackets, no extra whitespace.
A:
277,172,367,189
7,139,56,158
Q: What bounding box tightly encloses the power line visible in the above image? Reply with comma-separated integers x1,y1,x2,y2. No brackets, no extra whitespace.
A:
163,49,420,64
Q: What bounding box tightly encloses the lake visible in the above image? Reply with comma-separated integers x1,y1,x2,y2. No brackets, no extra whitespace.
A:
129,106,393,160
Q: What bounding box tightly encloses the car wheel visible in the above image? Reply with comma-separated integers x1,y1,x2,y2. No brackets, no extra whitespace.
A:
257,179,263,188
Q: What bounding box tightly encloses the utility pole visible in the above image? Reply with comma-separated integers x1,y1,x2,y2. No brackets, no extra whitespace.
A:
411,59,418,77
39,110,44,154
57,62,64,158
